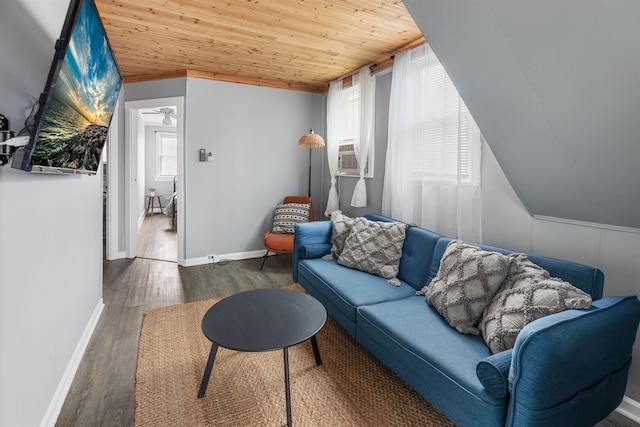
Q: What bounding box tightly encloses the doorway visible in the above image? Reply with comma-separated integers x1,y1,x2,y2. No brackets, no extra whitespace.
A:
123,96,185,265
138,106,177,261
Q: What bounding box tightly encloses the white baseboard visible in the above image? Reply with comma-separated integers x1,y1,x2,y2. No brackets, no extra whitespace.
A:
39,299,105,427
616,396,640,423
183,250,266,267
105,250,128,261
214,250,266,263
182,256,211,267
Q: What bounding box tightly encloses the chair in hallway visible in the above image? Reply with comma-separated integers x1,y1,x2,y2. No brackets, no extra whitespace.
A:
261,196,314,270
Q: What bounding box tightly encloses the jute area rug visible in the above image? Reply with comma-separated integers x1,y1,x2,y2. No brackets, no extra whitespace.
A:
135,284,455,426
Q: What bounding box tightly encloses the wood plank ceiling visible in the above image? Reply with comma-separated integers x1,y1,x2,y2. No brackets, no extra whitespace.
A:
94,0,425,93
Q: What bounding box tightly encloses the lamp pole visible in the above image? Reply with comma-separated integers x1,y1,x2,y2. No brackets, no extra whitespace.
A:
308,148,312,197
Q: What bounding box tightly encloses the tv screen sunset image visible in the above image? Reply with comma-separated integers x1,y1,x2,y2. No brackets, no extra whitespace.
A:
32,0,121,172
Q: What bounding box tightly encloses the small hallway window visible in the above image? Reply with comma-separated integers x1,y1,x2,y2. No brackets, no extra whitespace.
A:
156,131,177,179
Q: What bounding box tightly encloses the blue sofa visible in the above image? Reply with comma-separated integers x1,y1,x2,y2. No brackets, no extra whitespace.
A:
292,213,640,427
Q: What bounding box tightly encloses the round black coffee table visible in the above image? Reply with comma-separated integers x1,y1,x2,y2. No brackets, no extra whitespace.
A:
197,288,327,427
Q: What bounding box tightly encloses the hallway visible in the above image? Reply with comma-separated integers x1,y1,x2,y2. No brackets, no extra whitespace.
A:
137,212,177,262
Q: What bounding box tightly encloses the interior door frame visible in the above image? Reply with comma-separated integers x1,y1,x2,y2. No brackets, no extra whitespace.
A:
105,97,122,261
123,96,185,265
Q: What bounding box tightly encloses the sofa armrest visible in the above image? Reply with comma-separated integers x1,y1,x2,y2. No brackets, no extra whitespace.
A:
477,349,513,399
507,296,640,427
300,243,332,259
293,221,332,283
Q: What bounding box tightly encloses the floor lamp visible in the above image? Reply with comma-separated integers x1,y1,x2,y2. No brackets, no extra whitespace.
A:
298,130,325,197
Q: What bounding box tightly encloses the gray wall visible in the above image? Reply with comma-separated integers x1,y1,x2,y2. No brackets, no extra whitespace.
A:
123,78,323,261
184,78,323,259
0,1,104,425
404,0,640,229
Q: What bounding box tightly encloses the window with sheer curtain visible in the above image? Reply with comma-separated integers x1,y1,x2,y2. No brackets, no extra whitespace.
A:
326,66,375,215
382,43,482,241
337,77,374,180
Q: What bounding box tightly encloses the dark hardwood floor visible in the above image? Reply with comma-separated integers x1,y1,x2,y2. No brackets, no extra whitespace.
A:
56,214,293,426
55,214,638,426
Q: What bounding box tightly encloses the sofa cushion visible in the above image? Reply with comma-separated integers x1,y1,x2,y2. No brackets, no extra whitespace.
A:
271,203,310,233
338,217,407,286
476,349,513,399
418,240,513,335
356,296,505,406
480,257,592,353
397,226,443,291
298,258,416,323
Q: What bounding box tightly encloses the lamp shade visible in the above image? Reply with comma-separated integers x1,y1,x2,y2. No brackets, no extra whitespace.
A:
298,130,325,149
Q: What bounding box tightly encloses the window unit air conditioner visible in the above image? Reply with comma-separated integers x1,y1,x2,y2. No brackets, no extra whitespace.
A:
338,143,366,174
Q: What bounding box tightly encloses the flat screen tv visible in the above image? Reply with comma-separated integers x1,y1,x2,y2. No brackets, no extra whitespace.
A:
12,0,122,175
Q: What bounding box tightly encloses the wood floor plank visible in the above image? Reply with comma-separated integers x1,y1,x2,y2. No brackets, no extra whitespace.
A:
137,214,177,262
54,215,638,427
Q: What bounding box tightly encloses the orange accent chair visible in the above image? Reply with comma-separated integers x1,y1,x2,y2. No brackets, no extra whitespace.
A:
260,196,314,270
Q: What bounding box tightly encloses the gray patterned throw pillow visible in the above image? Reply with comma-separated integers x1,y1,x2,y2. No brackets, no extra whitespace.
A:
419,240,513,335
479,254,592,354
337,217,407,286
323,213,354,259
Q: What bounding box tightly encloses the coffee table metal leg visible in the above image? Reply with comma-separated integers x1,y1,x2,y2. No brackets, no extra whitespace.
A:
310,335,322,365
284,347,292,427
198,343,219,398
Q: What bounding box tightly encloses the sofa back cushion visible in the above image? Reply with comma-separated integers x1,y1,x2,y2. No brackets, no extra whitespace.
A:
364,214,604,299
428,238,604,300
364,214,443,291
399,227,444,290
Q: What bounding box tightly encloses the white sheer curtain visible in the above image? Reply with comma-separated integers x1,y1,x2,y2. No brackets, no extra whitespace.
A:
324,79,342,217
350,66,375,207
382,43,483,242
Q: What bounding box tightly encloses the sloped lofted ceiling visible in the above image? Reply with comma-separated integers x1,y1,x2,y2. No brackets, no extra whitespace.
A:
403,0,640,229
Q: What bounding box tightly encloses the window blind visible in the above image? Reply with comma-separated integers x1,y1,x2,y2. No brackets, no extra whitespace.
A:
413,49,472,182
340,83,360,144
